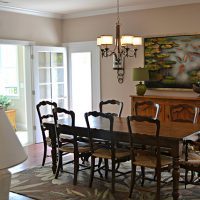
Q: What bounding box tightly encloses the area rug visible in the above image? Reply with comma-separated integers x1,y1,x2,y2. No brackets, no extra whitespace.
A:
10,162,200,200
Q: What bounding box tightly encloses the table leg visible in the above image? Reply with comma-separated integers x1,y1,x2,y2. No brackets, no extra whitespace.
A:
51,140,57,174
48,125,57,174
172,155,180,200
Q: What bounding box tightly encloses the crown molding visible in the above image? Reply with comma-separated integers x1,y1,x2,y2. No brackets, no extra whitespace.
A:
63,1,200,19
0,5,62,19
0,0,199,20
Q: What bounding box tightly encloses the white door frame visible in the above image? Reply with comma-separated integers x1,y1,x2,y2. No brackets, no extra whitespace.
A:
64,41,101,112
0,39,35,144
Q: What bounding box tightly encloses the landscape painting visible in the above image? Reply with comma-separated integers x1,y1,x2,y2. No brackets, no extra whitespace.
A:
144,34,200,89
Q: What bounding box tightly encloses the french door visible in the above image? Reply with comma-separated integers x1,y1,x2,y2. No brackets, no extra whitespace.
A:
65,41,100,118
33,46,67,143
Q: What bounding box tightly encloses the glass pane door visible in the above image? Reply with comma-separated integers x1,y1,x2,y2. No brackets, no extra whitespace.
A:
66,41,100,119
71,52,92,118
33,46,67,143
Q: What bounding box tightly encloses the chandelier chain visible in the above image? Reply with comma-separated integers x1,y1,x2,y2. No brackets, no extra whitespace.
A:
117,0,120,23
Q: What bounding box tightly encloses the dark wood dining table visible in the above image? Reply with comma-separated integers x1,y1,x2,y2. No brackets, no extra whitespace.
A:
44,116,200,200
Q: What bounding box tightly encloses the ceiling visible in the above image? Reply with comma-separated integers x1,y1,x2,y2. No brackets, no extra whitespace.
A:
0,0,200,18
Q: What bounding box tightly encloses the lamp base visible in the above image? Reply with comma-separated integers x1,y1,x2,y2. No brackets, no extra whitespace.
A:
0,169,11,200
136,82,147,96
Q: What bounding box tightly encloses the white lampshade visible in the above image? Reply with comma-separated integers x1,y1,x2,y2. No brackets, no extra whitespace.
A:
0,107,27,200
97,37,102,46
100,35,113,45
133,37,143,45
0,108,27,169
121,35,134,46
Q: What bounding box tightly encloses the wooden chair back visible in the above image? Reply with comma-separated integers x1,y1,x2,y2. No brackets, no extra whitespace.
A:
52,107,76,149
36,100,57,140
99,99,123,117
170,104,199,123
134,101,160,119
85,111,114,154
127,115,161,163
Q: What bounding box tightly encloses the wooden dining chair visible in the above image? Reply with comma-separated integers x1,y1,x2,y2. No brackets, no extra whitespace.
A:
99,99,123,117
134,101,160,120
127,115,172,199
170,104,200,187
36,100,57,166
180,139,200,188
85,111,130,192
53,107,90,185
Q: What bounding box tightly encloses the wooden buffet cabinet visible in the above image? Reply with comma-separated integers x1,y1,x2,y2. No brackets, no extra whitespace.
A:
130,95,200,122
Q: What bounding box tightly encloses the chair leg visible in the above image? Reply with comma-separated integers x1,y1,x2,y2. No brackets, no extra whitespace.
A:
89,156,95,188
129,164,136,198
190,171,195,183
111,159,115,192
185,169,189,189
154,168,157,181
73,153,79,185
60,153,63,171
55,151,62,179
141,166,145,186
42,142,47,166
115,162,120,171
105,159,109,179
156,169,161,200
98,158,102,168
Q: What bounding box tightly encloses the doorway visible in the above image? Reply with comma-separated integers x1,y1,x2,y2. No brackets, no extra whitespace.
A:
0,42,33,146
66,41,100,118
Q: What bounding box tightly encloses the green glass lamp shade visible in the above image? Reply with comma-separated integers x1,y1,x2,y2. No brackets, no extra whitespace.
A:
132,68,149,96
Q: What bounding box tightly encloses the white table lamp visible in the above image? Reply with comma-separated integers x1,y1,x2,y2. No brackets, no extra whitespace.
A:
0,107,27,200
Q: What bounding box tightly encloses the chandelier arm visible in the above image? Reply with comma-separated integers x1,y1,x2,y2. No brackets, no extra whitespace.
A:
122,47,138,58
101,48,115,57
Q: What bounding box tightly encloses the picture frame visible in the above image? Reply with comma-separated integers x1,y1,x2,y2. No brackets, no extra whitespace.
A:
144,34,200,89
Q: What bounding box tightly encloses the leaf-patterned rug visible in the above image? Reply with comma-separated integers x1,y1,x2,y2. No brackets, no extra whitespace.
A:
10,162,200,200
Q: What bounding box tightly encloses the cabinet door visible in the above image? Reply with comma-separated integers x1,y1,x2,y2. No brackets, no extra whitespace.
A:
33,46,67,143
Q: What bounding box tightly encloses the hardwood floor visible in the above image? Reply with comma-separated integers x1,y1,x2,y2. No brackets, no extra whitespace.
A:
9,143,52,200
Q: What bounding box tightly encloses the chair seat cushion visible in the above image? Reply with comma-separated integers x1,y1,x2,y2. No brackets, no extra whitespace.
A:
188,152,200,160
60,142,90,153
93,148,130,160
60,134,74,140
133,150,172,168
180,160,200,172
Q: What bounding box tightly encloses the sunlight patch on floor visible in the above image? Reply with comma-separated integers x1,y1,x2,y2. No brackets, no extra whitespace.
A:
16,131,29,146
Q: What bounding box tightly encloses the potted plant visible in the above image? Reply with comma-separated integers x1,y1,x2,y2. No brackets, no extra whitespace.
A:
0,95,11,110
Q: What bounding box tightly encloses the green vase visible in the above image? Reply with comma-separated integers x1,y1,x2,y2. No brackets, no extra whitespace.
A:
136,82,147,96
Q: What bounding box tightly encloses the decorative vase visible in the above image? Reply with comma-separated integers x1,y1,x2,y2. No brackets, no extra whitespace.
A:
136,82,147,96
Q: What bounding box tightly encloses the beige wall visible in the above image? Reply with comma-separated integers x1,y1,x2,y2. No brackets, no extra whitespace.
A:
0,11,62,45
0,4,199,117
62,3,200,116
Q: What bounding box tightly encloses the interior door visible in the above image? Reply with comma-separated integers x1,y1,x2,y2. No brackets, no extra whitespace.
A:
66,41,100,119
33,46,67,143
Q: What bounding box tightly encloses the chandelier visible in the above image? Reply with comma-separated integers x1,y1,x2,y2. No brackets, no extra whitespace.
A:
97,0,142,83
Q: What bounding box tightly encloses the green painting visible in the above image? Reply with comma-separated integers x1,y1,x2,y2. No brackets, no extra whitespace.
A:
144,34,200,89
